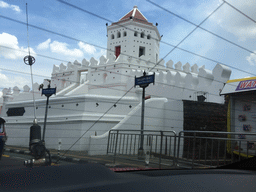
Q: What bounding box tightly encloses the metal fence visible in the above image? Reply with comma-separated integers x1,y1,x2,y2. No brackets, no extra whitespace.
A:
107,130,256,169
107,129,177,168
177,131,256,169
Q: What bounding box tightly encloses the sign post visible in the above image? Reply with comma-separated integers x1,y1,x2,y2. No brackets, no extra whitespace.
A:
135,71,155,159
42,81,56,143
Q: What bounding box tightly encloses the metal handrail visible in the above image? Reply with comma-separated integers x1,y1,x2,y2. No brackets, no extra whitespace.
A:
108,129,176,168
177,131,256,168
178,130,256,135
107,130,256,169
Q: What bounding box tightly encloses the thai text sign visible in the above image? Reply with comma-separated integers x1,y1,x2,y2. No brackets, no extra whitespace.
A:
135,74,155,86
236,79,256,91
42,88,56,96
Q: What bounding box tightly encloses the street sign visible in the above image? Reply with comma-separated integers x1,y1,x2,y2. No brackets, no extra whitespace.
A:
135,74,155,86
134,71,155,159
42,88,56,96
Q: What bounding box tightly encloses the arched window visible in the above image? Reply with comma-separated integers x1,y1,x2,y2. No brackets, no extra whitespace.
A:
111,34,114,39
123,31,127,37
141,32,144,38
134,31,138,37
147,34,151,39
117,31,121,38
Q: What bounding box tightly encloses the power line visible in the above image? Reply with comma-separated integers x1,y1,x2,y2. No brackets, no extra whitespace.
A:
1,14,256,77
7,85,255,120
150,1,225,71
0,62,245,114
2,2,255,155
146,0,256,55
58,0,256,57
55,0,256,76
0,66,50,79
49,2,228,155
0,61,240,115
0,46,251,100
223,0,256,24
0,43,249,90
0,45,70,63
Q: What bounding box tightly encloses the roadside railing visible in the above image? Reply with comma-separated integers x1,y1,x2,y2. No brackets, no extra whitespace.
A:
107,129,177,168
107,130,256,169
177,131,256,169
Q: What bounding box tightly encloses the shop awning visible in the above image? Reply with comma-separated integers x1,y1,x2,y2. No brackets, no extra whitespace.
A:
220,77,256,95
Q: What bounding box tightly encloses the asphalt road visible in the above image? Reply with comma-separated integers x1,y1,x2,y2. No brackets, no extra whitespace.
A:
1,153,25,170
0,151,78,171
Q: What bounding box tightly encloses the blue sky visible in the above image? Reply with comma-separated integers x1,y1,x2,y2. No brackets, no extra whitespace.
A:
1,0,256,94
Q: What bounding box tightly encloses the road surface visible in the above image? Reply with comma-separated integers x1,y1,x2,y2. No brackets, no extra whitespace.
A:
0,151,77,171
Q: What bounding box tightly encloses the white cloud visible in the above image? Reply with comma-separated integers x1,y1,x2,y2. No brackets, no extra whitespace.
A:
0,32,36,60
50,41,84,57
37,39,98,57
0,1,21,12
37,39,51,50
0,73,30,97
212,0,256,41
78,42,96,55
10,5,20,12
0,0,8,7
246,51,256,66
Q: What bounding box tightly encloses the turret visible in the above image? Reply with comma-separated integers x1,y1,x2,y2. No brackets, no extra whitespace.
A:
106,6,160,63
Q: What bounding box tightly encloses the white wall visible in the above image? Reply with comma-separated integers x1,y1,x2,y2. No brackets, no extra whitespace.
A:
88,98,183,155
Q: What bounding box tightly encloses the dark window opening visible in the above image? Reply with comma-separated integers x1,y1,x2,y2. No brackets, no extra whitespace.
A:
147,35,151,39
134,31,138,37
123,31,127,36
117,31,121,38
139,46,145,57
7,107,25,116
141,32,144,38
111,34,114,39
115,46,121,59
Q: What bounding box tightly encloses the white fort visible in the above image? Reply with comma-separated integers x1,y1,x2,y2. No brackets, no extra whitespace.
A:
1,6,231,155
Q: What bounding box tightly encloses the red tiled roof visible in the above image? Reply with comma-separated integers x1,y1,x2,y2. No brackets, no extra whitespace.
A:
113,6,152,26
120,9,134,21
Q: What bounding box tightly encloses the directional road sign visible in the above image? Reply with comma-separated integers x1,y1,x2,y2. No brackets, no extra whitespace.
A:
135,74,155,87
42,88,56,96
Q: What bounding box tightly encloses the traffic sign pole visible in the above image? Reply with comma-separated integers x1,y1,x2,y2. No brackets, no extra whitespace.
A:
135,71,155,160
42,95,49,142
138,86,146,157
42,82,56,143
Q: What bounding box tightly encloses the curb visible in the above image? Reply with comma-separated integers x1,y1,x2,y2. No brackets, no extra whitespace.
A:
4,148,150,169
4,148,107,166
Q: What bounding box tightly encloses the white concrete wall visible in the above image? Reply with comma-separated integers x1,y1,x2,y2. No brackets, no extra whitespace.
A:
5,120,118,151
1,56,231,105
107,22,160,62
88,98,182,155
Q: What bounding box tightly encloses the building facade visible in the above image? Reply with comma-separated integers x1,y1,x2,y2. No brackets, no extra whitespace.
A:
1,6,231,155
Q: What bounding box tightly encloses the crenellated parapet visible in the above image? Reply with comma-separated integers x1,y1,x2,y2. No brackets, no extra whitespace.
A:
1,53,231,104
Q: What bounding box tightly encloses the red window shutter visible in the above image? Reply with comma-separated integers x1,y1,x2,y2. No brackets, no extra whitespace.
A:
115,46,121,59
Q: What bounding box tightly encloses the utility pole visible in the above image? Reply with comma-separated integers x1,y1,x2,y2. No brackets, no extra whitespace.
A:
135,71,155,159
